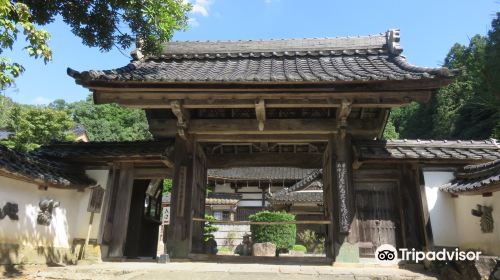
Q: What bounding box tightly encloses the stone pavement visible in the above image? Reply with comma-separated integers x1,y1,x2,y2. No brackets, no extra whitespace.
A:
3,262,440,280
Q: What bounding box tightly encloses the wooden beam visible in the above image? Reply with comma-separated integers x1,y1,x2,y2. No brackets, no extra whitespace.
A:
255,98,266,131
206,153,323,168
149,118,381,137
195,134,331,143
95,90,433,106
133,168,172,179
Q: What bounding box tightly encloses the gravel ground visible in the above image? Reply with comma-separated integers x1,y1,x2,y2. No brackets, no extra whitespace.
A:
1,262,440,280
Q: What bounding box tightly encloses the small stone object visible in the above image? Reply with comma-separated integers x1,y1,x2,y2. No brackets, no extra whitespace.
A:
235,234,252,256
157,254,170,263
252,242,276,257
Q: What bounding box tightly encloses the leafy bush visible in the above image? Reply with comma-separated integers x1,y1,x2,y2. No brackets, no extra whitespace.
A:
292,244,307,253
249,211,296,252
204,214,218,241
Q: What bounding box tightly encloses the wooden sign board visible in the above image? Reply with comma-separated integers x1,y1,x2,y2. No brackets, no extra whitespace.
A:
163,206,171,225
88,185,105,213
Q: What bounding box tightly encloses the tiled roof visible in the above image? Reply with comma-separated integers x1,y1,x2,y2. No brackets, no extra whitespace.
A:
33,140,175,161
0,144,95,188
268,170,324,204
68,30,457,84
440,160,500,194
354,139,500,162
206,193,242,205
207,167,317,181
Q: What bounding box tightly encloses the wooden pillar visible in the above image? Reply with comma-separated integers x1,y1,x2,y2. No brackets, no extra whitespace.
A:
108,162,134,258
324,132,359,263
167,135,207,258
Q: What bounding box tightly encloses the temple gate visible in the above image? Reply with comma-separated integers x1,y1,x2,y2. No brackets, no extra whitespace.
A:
68,29,457,262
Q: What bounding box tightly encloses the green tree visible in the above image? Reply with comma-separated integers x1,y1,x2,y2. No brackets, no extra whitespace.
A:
1,0,191,89
386,20,500,140
1,105,75,151
69,96,152,141
0,0,51,89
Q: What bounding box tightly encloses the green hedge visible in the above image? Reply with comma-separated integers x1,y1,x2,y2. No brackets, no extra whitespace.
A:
292,244,307,253
249,211,296,251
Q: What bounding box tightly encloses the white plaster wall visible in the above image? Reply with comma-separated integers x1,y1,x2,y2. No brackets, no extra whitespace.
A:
0,170,109,249
453,192,500,255
423,170,459,247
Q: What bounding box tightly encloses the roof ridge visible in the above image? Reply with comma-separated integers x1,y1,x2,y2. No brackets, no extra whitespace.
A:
135,29,399,59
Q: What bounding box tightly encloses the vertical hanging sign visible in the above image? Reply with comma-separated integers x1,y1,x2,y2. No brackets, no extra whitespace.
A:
336,162,351,233
177,166,187,217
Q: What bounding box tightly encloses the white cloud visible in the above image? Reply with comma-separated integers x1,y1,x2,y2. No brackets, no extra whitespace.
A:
188,18,200,27
33,96,50,105
191,0,213,17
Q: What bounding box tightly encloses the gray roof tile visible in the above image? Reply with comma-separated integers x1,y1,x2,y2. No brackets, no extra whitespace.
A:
355,139,500,162
440,159,500,194
0,144,95,188
68,30,457,84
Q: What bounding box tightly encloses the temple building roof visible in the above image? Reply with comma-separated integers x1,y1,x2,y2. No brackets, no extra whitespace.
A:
33,140,175,167
0,144,95,189
68,29,457,85
206,193,242,206
440,159,500,195
207,167,317,181
268,169,324,204
354,139,500,163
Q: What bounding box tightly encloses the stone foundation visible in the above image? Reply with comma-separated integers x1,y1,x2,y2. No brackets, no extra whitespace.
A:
0,239,101,265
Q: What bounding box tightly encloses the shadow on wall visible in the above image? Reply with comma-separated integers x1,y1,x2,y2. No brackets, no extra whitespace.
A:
0,200,76,276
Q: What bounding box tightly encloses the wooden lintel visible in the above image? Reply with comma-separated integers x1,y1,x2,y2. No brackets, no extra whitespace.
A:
195,134,332,143
206,153,323,168
133,168,172,179
95,90,432,107
149,118,380,137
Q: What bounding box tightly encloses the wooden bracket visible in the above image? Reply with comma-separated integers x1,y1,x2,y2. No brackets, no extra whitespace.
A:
255,98,266,131
336,98,352,129
170,100,190,139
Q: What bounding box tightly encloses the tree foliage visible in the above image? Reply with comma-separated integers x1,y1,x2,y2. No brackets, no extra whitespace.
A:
64,96,152,142
1,0,191,89
20,0,191,55
0,104,74,151
385,13,500,140
0,0,51,89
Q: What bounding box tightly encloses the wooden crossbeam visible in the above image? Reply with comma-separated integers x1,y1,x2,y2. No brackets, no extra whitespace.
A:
192,217,331,225
206,153,323,168
149,118,380,137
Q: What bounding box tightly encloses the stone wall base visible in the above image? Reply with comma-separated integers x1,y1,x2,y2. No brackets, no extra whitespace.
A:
0,239,101,265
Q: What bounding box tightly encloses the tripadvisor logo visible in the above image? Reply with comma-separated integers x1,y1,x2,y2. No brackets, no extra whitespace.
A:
375,244,482,265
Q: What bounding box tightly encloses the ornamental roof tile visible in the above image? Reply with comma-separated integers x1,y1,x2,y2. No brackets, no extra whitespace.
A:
440,159,500,194
207,167,316,181
268,170,324,204
33,140,175,161
68,30,458,84
355,139,500,162
0,144,95,188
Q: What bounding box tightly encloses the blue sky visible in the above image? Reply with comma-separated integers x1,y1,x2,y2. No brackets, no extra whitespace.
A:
4,0,499,105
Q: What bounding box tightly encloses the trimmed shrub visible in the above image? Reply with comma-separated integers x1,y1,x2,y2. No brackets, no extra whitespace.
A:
292,244,307,253
249,211,296,252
